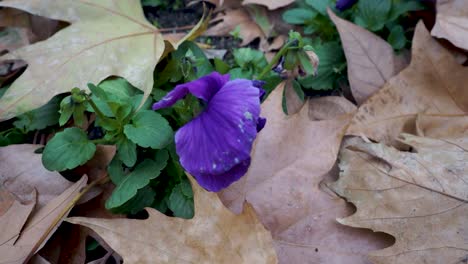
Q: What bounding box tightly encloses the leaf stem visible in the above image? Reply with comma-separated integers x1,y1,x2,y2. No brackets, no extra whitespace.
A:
257,40,295,80
87,97,107,121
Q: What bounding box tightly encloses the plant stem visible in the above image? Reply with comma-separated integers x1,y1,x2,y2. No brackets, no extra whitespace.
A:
87,97,107,121
257,40,295,80
91,138,108,144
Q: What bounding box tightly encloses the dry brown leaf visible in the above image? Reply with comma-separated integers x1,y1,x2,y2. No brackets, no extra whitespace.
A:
328,9,403,105
415,114,468,138
347,22,468,146
219,84,393,263
0,187,35,246
242,0,294,10
0,144,73,210
431,0,468,51
204,8,264,46
67,176,277,264
0,176,87,264
0,27,32,52
331,134,468,263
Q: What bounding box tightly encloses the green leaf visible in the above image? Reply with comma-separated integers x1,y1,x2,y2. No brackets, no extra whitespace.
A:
124,110,173,149
387,25,406,50
13,96,60,132
42,127,96,171
388,0,425,22
0,129,27,146
110,185,156,215
282,8,317,25
108,157,126,185
299,41,345,90
355,0,392,31
106,158,167,209
292,79,305,102
213,58,230,74
59,96,74,126
305,0,332,15
116,137,137,167
167,180,194,219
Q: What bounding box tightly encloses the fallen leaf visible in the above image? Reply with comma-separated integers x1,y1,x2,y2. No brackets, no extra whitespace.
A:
0,0,165,120
242,0,294,10
204,8,264,46
330,134,468,263
0,144,73,210
431,0,468,51
0,176,87,264
0,27,32,52
328,9,403,105
219,84,392,263
0,187,35,246
415,114,468,138
67,176,277,264
347,22,468,146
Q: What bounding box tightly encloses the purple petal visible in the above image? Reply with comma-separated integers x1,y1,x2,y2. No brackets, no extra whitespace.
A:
336,0,358,11
152,72,230,110
256,117,266,132
175,79,262,191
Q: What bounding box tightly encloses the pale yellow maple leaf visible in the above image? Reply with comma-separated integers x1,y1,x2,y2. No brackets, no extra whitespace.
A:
0,0,165,120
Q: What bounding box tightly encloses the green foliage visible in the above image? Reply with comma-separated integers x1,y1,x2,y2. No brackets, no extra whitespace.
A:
167,180,194,219
42,127,96,171
106,155,168,210
124,110,173,149
14,96,60,132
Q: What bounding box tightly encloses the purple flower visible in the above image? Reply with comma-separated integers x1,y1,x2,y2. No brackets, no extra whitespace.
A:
336,0,357,11
152,72,265,192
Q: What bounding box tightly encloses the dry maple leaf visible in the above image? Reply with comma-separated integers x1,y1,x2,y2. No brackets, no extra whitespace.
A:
431,0,468,51
328,9,406,105
219,83,393,263
330,133,468,264
66,176,277,264
0,0,165,120
0,176,87,264
347,21,468,147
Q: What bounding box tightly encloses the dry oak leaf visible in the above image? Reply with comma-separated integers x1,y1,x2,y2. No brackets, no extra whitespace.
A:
415,114,468,139
0,0,165,120
66,176,277,264
347,21,468,147
331,134,468,264
204,8,264,46
242,0,294,10
0,144,73,210
328,9,405,105
0,176,87,264
219,83,393,263
431,0,468,51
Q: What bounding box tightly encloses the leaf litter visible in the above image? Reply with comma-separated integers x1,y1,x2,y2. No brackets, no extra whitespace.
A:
1,1,468,263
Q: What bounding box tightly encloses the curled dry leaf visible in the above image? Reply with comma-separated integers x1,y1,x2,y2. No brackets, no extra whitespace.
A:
415,114,468,138
0,144,73,210
431,0,468,51
67,176,277,264
242,0,294,10
0,0,165,120
331,134,468,264
328,9,404,105
204,8,264,46
220,84,392,263
0,176,87,264
347,22,468,147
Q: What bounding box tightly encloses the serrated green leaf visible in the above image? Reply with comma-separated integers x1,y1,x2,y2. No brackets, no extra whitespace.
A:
42,127,96,171
106,158,167,209
13,96,60,132
116,137,137,167
124,110,173,149
167,181,194,219
110,185,156,215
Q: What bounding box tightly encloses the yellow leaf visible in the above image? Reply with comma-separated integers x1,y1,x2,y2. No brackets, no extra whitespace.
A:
0,0,165,120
